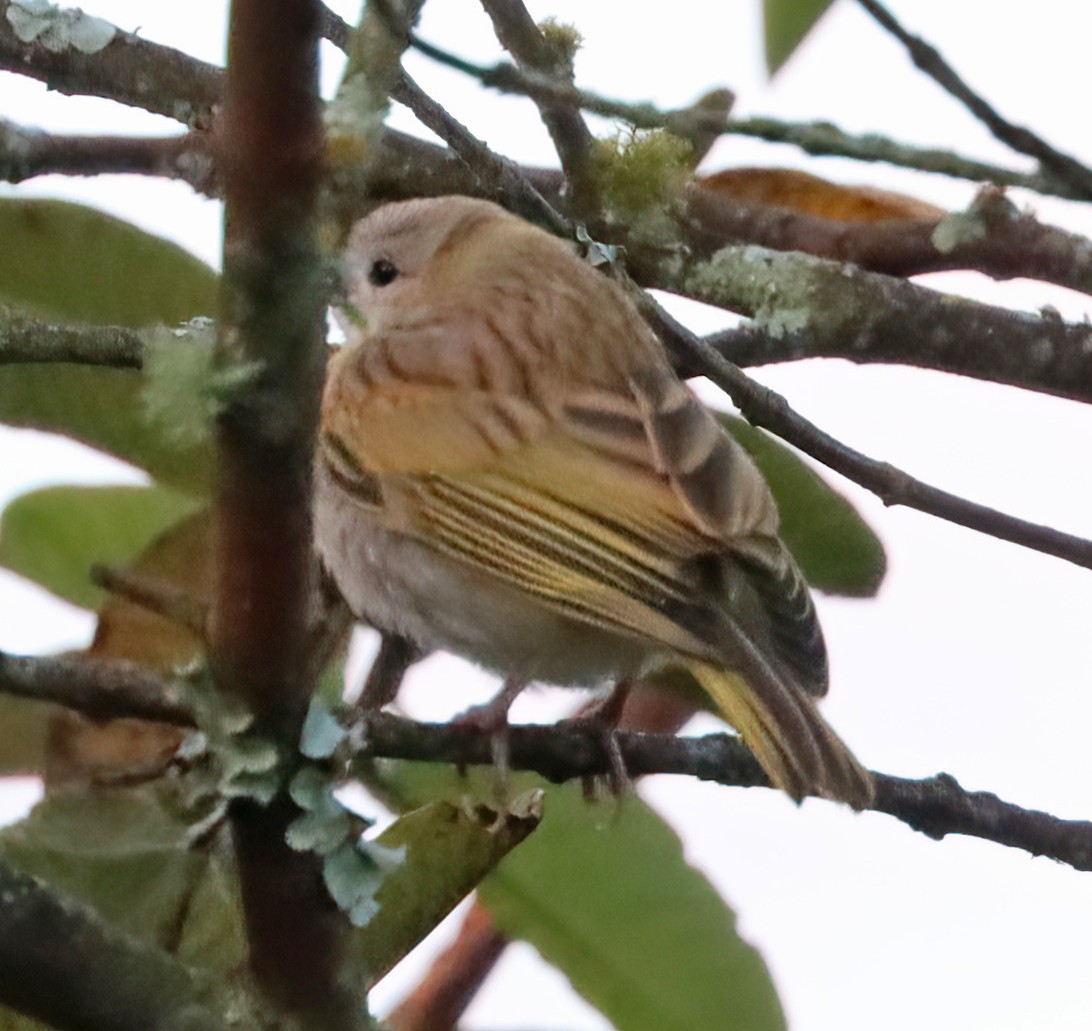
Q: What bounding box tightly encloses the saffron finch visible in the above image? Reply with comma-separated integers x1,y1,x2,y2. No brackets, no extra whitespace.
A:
315,196,873,808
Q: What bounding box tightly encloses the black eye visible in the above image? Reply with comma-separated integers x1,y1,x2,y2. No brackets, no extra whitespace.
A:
368,258,399,287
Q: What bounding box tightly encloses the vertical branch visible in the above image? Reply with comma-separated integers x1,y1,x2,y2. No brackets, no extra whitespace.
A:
214,1,361,1027
215,0,325,735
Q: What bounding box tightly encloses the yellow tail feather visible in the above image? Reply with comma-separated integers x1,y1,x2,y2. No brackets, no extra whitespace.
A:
687,661,874,809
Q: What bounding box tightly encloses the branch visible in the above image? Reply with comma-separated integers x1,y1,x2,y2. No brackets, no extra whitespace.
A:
642,296,1092,571
0,119,215,192
386,903,507,1031
0,649,195,726
857,0,1092,198
0,311,145,367
0,0,220,127
703,313,1092,404
213,1,358,1027
91,563,210,640
478,0,598,215
5,651,1087,871
685,181,1092,299
674,197,1092,403
0,855,227,1031
724,116,1087,202
405,27,730,143
390,72,570,234
4,1,1089,300
357,713,1092,872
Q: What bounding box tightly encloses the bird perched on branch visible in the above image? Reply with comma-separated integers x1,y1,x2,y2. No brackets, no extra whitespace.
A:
314,195,873,809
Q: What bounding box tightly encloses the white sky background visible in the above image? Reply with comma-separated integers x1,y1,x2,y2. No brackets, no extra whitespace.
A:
2,1,1092,1029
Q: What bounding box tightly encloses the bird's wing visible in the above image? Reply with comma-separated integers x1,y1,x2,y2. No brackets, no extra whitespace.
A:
322,321,825,687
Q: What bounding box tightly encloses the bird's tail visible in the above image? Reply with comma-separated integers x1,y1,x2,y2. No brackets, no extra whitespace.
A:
687,661,874,809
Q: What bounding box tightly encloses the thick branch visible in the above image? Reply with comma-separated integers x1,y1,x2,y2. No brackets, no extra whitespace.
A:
0,854,226,1031
672,208,1092,404
213,1,355,1027
0,0,220,127
214,0,325,741
0,649,195,725
685,182,1092,299
857,0,1092,198
358,713,1092,872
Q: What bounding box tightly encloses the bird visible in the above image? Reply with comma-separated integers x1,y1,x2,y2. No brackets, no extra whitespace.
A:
314,194,873,809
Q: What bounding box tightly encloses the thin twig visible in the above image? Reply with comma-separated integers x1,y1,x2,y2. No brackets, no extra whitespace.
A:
0,312,145,367
355,632,420,712
725,116,1086,202
857,0,1092,198
4,650,1087,870
357,712,1092,872
317,1,352,51
642,296,1092,570
90,564,209,640
391,72,570,234
386,903,507,1031
406,28,725,137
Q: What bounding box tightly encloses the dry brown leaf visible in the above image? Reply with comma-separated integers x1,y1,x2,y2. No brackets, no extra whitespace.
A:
47,511,214,789
701,167,945,222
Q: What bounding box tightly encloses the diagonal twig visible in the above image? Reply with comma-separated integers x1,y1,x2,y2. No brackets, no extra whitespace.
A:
857,0,1092,198
391,71,570,234
725,115,1089,202
639,294,1092,571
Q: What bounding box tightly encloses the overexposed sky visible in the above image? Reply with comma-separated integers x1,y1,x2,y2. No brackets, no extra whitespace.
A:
2,2,1091,1030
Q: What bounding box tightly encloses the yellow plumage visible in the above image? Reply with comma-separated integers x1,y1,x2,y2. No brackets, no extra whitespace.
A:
315,195,873,809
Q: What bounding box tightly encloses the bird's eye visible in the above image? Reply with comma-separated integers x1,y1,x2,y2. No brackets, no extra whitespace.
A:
368,258,400,287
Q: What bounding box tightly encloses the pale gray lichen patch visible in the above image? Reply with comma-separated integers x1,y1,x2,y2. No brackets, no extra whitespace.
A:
686,245,818,337
931,208,988,254
7,0,116,54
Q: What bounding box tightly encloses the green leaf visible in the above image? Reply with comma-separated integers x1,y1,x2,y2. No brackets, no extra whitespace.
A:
721,414,886,596
0,484,201,610
0,785,261,1028
0,199,218,489
480,783,785,1031
0,788,240,955
375,765,783,1031
0,697,50,776
0,199,216,326
763,0,836,74
0,334,216,492
349,793,542,983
